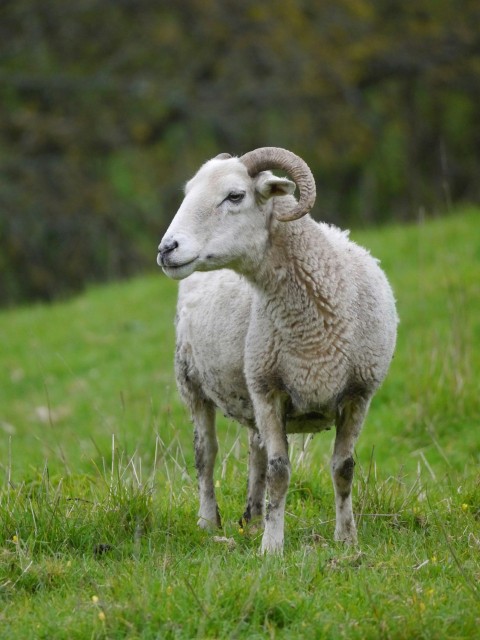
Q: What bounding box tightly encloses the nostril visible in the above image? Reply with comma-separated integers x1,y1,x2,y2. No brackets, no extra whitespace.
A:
159,239,179,256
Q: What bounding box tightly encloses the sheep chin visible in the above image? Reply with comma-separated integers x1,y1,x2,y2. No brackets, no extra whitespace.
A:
162,258,199,281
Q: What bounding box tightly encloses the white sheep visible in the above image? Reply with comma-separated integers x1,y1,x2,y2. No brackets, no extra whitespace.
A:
158,147,398,554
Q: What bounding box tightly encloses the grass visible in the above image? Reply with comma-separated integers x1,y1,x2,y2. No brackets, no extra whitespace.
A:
1,207,479,639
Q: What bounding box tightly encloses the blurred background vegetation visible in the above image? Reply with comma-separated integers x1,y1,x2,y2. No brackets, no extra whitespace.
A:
1,0,479,306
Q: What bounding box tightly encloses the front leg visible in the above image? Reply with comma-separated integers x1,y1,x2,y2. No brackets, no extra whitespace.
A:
251,392,290,554
331,394,371,544
193,399,221,529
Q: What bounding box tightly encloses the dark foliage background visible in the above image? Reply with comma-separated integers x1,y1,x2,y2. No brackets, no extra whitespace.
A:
1,0,479,306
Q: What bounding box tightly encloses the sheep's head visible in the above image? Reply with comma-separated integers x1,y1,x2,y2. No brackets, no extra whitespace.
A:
158,147,316,280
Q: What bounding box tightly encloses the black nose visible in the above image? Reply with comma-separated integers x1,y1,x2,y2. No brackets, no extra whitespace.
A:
158,239,178,259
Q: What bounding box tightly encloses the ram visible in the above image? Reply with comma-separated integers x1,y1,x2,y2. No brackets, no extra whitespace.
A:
158,147,398,554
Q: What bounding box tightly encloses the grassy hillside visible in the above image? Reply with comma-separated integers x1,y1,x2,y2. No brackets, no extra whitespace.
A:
1,208,479,638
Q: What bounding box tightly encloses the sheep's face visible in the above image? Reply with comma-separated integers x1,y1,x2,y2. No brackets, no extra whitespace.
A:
158,157,295,280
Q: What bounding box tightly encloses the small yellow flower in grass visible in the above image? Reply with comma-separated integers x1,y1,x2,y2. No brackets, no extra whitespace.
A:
431,555,437,564
426,588,434,598
238,527,244,535
98,611,106,622
91,595,99,604
461,503,469,512
215,480,220,488
12,535,18,543
166,586,173,596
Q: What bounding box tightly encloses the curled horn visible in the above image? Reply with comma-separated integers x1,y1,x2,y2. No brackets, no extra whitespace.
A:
240,147,316,222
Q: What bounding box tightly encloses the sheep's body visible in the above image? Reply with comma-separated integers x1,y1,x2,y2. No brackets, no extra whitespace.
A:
158,149,398,553
176,218,396,432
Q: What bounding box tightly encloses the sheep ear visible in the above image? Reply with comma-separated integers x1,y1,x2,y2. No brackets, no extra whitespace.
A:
255,173,296,200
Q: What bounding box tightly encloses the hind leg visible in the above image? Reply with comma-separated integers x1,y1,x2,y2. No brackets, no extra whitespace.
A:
331,394,371,544
241,429,267,527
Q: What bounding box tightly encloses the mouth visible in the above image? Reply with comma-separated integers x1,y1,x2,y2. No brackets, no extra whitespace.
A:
159,256,199,280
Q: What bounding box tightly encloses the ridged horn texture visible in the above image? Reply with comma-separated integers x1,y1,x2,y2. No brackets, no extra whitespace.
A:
240,147,316,221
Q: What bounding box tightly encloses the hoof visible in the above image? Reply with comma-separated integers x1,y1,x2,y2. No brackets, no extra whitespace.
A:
334,529,358,545
260,534,284,555
197,513,221,530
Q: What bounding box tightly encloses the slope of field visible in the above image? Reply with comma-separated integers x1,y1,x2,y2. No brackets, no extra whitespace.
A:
0,209,479,639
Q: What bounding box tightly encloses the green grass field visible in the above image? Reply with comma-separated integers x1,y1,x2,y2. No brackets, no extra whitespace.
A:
1,209,479,639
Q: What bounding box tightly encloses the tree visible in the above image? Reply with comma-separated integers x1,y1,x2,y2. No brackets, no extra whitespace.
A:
1,0,479,304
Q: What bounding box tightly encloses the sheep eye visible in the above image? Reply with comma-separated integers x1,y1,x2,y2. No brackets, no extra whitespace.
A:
227,192,245,203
